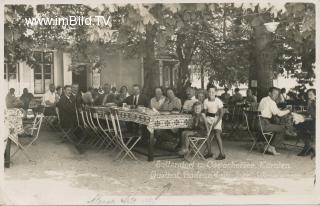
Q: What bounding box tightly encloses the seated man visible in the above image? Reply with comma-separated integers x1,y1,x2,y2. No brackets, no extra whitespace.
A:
294,88,316,157
6,88,23,109
42,83,60,128
150,87,166,110
20,88,34,111
220,88,231,104
125,84,149,144
258,87,291,155
125,84,149,107
43,84,57,106
101,83,117,105
182,87,198,113
231,88,243,104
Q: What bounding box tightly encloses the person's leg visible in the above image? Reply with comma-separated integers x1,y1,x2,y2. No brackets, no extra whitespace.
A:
262,122,285,148
214,129,225,160
179,130,196,155
205,132,213,156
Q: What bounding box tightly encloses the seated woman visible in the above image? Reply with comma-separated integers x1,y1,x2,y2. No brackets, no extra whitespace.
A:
178,102,209,158
246,88,257,104
160,88,182,111
150,87,166,110
294,88,316,157
116,86,130,106
196,89,206,111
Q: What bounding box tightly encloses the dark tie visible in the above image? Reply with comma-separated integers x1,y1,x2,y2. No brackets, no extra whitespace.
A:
133,96,136,105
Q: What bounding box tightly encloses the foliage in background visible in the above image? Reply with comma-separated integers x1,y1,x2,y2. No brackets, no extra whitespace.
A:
4,3,315,93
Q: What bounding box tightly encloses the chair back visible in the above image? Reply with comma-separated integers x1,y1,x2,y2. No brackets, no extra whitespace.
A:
109,108,125,144
257,113,267,134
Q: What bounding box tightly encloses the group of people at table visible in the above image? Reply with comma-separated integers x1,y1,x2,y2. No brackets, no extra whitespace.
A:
5,82,316,160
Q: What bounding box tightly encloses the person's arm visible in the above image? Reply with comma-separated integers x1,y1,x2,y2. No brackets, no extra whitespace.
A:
149,98,154,109
271,101,290,117
203,100,208,114
253,96,257,103
174,98,182,111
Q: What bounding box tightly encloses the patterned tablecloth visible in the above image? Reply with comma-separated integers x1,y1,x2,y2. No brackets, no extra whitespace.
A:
4,108,24,152
90,106,193,132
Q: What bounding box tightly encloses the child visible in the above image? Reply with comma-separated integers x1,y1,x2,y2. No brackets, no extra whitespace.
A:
204,85,226,160
178,102,209,157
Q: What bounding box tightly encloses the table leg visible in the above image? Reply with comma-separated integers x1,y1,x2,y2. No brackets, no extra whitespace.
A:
148,130,154,162
4,139,12,168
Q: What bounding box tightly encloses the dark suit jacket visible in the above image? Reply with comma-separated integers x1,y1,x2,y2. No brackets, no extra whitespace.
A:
125,94,149,107
58,94,76,129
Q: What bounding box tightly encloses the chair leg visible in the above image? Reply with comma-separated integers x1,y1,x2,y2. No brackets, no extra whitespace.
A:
119,137,141,161
262,135,274,155
189,140,206,161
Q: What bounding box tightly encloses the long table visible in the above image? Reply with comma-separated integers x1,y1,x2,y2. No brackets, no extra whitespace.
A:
91,106,193,161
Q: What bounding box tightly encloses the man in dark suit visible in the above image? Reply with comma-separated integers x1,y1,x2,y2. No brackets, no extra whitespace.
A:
58,85,76,129
125,84,149,145
125,84,149,107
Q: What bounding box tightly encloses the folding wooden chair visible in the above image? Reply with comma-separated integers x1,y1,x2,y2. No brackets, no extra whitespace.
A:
83,106,107,149
8,129,32,161
242,108,260,152
109,108,141,161
79,107,100,147
11,112,44,160
56,107,80,146
187,122,215,161
257,114,275,155
88,108,114,150
94,111,118,150
42,106,60,131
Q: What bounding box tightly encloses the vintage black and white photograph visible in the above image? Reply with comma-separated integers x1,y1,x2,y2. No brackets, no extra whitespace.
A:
1,1,318,205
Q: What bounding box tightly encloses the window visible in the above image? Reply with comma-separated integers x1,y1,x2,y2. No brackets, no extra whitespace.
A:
33,51,54,94
4,62,19,81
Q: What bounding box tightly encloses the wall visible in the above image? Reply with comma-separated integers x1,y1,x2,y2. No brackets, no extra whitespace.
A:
4,49,65,97
86,47,142,93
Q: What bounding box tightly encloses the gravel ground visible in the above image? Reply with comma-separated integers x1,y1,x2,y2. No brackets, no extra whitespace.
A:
2,125,316,205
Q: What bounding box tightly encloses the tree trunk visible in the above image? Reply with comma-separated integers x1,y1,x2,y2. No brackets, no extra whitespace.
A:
200,65,204,89
251,17,275,101
143,23,158,98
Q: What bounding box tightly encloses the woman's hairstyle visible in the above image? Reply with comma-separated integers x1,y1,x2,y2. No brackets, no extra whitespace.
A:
196,89,206,98
307,88,316,96
154,86,163,93
120,86,128,92
166,87,176,96
192,101,202,114
207,85,217,91
56,86,62,91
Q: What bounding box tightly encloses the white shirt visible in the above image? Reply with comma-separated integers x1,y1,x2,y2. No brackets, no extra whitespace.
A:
258,96,289,118
43,91,56,105
150,96,166,110
204,97,223,114
182,96,198,112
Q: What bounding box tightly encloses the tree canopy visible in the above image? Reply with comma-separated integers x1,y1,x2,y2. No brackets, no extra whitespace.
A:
4,3,315,94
